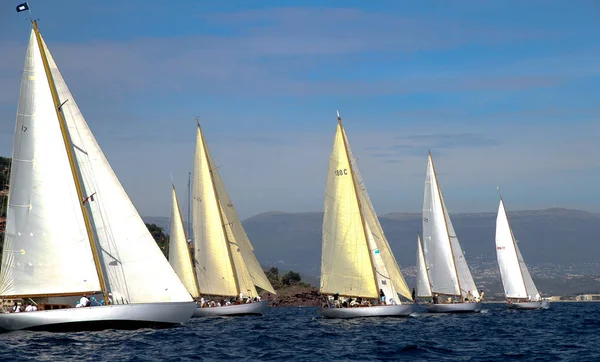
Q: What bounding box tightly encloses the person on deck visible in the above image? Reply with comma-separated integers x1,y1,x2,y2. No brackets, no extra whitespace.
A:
432,294,439,304
467,290,473,302
25,303,33,312
478,290,484,302
12,302,20,313
379,289,386,305
412,288,416,303
79,295,90,307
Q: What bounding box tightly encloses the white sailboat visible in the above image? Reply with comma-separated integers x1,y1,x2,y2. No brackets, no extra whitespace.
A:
495,195,549,310
415,233,432,301
0,21,196,332
422,152,482,313
168,121,275,316
320,112,417,319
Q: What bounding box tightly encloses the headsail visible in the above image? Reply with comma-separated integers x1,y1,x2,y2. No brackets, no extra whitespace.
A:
416,233,432,298
345,131,412,301
192,122,274,297
168,186,200,298
208,151,276,295
41,33,192,304
0,30,100,297
495,198,539,300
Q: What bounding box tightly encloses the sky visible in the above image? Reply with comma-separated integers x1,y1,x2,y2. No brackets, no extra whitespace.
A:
0,0,599,219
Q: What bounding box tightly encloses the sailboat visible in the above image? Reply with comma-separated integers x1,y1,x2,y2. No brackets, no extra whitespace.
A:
320,112,417,319
415,233,432,301
495,195,549,310
422,152,482,313
168,121,276,317
0,21,196,332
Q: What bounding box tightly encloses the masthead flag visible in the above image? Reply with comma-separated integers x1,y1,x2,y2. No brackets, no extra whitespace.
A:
16,2,29,12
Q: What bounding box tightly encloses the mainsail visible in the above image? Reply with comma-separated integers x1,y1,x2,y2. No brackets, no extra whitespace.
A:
320,113,412,302
191,122,275,297
422,152,478,298
168,186,200,298
495,198,540,300
416,233,432,298
0,23,193,305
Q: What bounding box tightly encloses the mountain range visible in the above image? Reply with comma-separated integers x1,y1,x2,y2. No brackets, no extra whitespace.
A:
143,207,600,279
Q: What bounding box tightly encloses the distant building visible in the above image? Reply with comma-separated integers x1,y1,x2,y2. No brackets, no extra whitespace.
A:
576,294,600,301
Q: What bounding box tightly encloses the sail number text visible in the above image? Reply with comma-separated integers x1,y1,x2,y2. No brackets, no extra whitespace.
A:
334,168,348,176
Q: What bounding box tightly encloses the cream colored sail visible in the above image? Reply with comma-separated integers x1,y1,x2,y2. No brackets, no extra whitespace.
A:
0,30,101,298
192,125,238,297
496,198,539,300
321,120,377,298
345,132,412,301
416,234,432,298
168,186,200,298
42,35,192,304
208,149,276,295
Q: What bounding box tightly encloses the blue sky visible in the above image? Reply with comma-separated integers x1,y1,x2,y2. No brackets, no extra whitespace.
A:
0,0,599,218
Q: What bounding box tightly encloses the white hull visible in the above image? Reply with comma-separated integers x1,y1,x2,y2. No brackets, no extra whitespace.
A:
426,302,482,313
507,301,549,310
320,304,419,319
193,301,267,317
0,302,196,332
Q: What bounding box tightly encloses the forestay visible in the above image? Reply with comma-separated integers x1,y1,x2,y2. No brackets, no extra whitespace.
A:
43,36,192,304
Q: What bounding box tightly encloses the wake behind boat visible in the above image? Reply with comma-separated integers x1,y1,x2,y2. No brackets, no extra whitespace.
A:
421,152,482,313
166,121,276,317
319,112,417,319
0,20,195,332
496,194,550,311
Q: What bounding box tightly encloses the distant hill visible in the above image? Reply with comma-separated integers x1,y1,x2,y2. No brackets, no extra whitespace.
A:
142,207,600,278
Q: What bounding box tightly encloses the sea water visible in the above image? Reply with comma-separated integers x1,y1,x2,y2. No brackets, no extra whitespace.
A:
0,302,598,361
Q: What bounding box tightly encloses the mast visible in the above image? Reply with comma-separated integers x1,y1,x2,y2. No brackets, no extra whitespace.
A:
429,152,462,297
498,192,528,296
173,184,201,297
196,118,241,296
187,172,192,239
337,112,380,298
32,21,109,303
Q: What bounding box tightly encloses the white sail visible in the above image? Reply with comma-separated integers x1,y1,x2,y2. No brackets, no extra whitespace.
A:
496,199,539,300
208,151,276,295
0,30,101,298
346,133,412,302
192,125,238,297
442,197,479,299
321,122,377,298
42,36,192,304
416,234,432,298
422,154,460,296
168,186,200,298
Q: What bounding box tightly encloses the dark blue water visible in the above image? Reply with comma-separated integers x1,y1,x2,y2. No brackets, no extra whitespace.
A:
0,303,598,361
